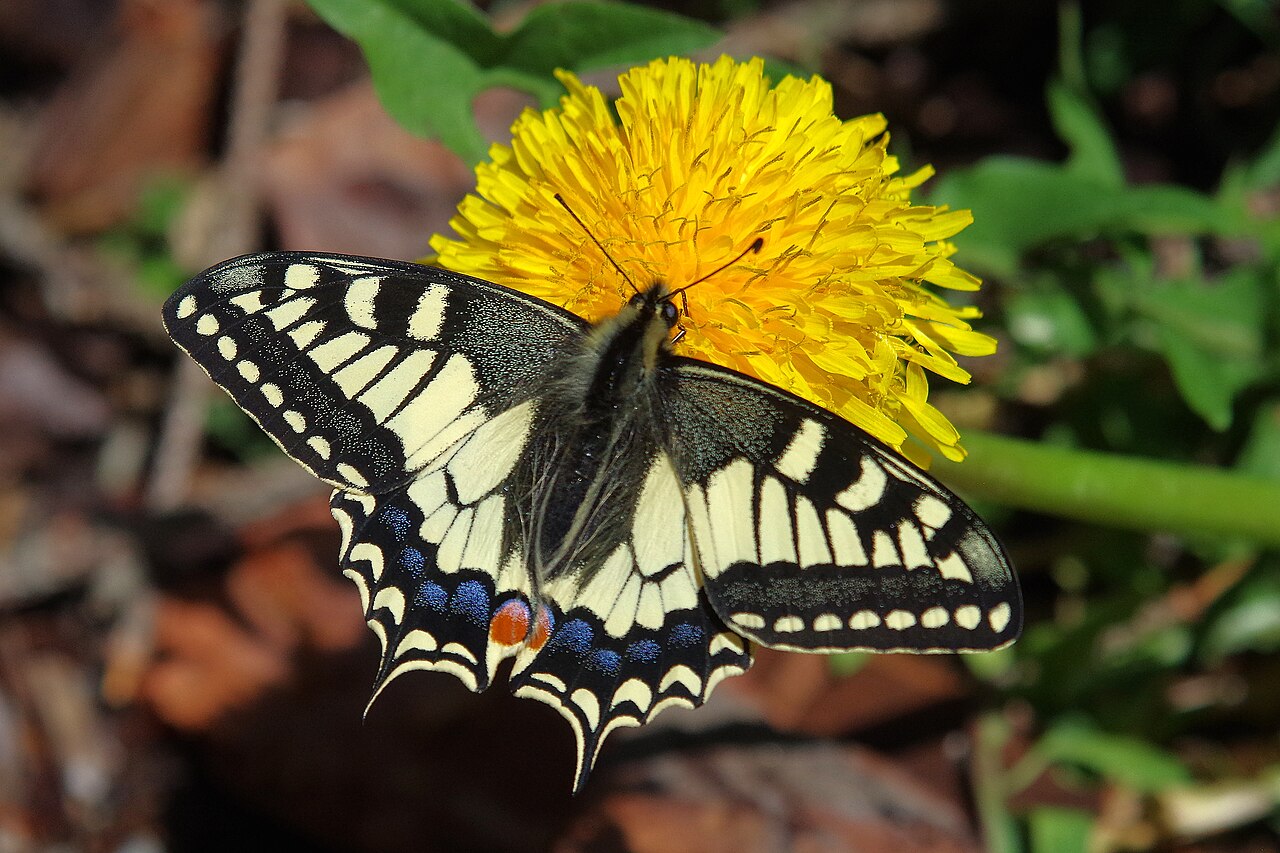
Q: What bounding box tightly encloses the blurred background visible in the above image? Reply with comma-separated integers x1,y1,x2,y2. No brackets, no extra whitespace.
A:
0,0,1278,850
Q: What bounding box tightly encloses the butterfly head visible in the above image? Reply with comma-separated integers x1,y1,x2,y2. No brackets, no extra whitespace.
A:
627,285,681,329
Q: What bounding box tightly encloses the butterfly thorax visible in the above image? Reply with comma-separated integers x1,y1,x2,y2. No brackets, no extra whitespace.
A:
518,284,678,584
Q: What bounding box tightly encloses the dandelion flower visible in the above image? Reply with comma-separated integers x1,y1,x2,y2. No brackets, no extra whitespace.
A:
430,56,995,463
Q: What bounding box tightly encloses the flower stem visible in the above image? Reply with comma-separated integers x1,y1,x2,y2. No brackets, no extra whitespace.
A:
935,431,1280,546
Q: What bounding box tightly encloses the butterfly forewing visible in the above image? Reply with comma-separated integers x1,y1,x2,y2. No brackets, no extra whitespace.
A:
162,253,585,492
661,360,1020,653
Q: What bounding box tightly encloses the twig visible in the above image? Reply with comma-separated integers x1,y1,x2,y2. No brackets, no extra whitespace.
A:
146,0,289,511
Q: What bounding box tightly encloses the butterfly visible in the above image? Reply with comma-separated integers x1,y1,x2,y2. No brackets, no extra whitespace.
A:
163,250,1020,791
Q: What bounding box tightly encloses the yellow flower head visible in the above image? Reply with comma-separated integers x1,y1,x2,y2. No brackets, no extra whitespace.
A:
430,56,995,463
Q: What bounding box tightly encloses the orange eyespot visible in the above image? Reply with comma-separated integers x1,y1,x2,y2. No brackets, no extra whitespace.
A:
489,599,531,646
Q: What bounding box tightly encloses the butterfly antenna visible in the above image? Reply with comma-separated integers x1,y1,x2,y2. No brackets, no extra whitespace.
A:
554,192,639,295
666,237,764,299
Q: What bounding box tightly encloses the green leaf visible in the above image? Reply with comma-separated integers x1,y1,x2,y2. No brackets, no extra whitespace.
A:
930,159,1224,276
1047,80,1123,188
1004,285,1098,357
1236,403,1280,480
306,0,720,164
1033,718,1192,792
1028,807,1093,853
1133,268,1269,431
503,3,721,86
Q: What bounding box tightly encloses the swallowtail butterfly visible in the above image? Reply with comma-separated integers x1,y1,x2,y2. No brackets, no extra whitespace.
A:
163,251,1020,790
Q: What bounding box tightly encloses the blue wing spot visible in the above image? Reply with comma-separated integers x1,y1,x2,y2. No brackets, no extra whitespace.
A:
551,619,593,656
670,623,703,647
398,546,426,578
415,581,447,611
590,649,621,674
450,580,490,626
626,639,661,663
379,506,412,539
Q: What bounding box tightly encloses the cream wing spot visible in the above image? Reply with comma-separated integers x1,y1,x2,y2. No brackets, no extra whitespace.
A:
757,476,796,566
849,610,881,630
195,314,218,336
176,295,197,318
217,336,237,360
229,292,263,313
914,494,952,531
658,570,698,612
394,629,438,657
885,610,917,630
283,410,306,433
408,284,448,341
955,604,981,630
285,263,321,290
813,613,842,631
658,665,702,696
704,458,756,576
731,612,765,630
870,530,898,568
794,495,832,566
332,345,398,397
372,586,406,625
836,457,889,512
571,689,601,730
336,462,368,488
388,354,480,469
611,679,653,713
344,276,381,329
287,320,325,350
989,602,1013,633
773,615,804,633
897,521,931,569
635,583,663,631
307,436,331,459
936,551,974,584
263,296,313,331
458,496,503,571
308,331,370,373
775,418,825,483
356,350,437,422
921,607,949,628
237,360,259,382
261,383,284,407
826,510,868,566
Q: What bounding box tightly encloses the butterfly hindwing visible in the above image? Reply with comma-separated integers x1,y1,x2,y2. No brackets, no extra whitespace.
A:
507,447,752,790
661,360,1021,653
329,399,543,698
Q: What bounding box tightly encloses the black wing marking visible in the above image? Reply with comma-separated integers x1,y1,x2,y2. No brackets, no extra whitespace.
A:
507,448,752,792
660,359,1021,653
162,252,585,493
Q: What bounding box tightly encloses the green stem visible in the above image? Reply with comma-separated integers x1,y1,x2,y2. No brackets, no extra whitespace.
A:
935,431,1280,546
973,713,1021,853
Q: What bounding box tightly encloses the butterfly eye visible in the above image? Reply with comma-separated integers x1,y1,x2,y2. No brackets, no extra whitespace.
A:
660,301,680,325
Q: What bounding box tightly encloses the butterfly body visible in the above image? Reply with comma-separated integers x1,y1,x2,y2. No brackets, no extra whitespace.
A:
163,252,1020,791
